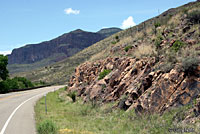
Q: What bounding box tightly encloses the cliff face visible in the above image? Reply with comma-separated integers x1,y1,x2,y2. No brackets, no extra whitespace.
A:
8,28,121,64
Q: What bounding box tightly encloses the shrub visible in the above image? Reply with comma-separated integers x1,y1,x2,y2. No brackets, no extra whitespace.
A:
160,62,175,73
98,69,112,80
171,40,185,52
156,51,177,73
0,77,34,93
154,22,161,35
118,95,129,110
13,77,34,88
111,41,117,44
0,55,9,80
182,7,188,14
67,91,76,102
154,35,163,49
115,35,119,40
179,56,199,74
37,120,57,134
0,81,9,93
166,51,177,64
115,35,120,42
111,36,120,45
187,10,200,24
124,45,132,52
154,22,161,28
0,79,17,93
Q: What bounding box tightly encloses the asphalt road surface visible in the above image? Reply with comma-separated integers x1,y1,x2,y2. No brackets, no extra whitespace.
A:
0,86,64,134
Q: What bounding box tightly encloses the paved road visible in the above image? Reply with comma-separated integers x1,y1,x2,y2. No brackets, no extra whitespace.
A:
0,86,64,134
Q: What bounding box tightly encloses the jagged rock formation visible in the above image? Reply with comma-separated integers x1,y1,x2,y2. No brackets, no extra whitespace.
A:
68,57,200,114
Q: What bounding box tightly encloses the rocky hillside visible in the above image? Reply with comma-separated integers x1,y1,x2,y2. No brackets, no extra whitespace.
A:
69,56,200,114
8,28,121,65
68,0,200,117
13,1,200,88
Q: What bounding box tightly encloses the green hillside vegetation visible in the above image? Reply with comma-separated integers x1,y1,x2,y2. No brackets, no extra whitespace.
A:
13,1,200,85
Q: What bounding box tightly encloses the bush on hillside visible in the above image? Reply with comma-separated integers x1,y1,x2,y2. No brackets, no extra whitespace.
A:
179,56,199,74
171,40,185,52
176,45,199,74
154,35,163,49
154,22,161,28
154,22,161,35
98,69,112,80
187,10,200,24
111,36,120,44
124,45,132,52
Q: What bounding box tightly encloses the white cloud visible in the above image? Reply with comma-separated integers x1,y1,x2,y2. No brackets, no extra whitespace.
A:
0,50,12,55
64,8,80,15
121,16,136,29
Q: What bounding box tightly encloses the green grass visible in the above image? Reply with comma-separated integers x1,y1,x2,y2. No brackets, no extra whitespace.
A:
34,88,199,134
37,120,58,134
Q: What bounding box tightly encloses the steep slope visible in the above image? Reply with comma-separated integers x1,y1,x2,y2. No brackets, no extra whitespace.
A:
68,0,200,117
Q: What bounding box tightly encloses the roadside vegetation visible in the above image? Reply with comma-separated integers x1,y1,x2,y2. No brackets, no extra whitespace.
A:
0,55,34,93
35,88,199,134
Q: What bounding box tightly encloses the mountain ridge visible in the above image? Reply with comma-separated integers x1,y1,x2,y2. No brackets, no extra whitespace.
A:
8,27,122,65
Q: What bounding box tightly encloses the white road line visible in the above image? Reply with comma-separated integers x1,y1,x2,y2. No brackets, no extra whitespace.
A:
0,92,47,134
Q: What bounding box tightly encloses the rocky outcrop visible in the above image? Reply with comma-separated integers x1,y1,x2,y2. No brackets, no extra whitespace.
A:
68,57,200,114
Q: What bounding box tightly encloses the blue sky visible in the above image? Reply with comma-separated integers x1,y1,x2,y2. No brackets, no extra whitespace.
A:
0,0,195,55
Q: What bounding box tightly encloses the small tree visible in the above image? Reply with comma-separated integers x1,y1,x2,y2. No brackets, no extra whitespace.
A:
0,55,9,81
154,22,161,35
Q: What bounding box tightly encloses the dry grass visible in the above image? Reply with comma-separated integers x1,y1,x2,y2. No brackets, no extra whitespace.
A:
168,14,181,26
116,36,134,48
133,44,157,59
145,27,154,36
133,32,144,41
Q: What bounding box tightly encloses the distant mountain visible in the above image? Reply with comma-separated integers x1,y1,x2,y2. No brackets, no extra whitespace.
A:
8,28,121,65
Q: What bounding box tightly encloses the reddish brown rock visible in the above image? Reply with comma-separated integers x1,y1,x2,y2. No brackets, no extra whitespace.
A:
68,56,200,114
